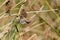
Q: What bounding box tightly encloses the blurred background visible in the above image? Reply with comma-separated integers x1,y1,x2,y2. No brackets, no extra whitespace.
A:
0,0,60,40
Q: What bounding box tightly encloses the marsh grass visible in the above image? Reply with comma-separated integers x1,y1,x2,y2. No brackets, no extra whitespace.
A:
0,0,60,40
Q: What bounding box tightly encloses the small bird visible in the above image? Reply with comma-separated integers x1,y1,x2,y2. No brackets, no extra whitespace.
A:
20,8,27,18
5,0,11,14
5,6,11,13
20,9,30,24
5,0,10,6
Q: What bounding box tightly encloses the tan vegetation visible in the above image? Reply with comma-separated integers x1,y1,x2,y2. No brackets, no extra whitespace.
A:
0,0,60,40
